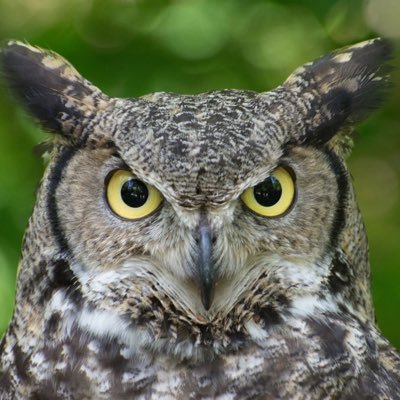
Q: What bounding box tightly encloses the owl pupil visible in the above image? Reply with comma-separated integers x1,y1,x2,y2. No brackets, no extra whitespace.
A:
121,179,148,208
254,177,282,207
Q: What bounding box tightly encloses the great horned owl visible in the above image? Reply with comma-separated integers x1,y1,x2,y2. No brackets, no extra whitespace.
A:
0,38,399,399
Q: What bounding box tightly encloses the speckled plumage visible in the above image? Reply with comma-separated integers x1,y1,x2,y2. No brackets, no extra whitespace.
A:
0,39,399,399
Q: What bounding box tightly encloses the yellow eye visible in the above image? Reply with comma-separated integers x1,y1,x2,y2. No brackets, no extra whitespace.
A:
106,170,162,219
241,167,295,217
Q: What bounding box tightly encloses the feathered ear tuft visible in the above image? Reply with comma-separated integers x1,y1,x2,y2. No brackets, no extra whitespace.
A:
1,40,108,141
284,38,394,146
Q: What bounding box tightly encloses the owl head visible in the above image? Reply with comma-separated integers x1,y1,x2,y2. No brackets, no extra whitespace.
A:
1,39,392,360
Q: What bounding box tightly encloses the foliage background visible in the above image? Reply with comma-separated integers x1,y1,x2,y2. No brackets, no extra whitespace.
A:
0,0,399,348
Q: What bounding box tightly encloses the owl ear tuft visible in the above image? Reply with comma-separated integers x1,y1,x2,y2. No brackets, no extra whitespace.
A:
284,38,393,146
1,40,108,141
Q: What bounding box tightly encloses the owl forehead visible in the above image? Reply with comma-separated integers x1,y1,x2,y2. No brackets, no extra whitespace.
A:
112,90,286,206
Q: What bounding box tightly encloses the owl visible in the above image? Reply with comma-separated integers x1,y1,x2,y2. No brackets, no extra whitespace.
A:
0,38,399,400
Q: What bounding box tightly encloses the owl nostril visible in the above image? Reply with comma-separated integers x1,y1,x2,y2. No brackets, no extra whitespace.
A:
195,232,217,246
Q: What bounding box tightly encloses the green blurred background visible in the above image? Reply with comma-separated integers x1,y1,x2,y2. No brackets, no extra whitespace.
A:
0,0,399,348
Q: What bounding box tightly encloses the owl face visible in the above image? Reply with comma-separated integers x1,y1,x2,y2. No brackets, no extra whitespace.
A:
50,89,341,317
1,39,391,359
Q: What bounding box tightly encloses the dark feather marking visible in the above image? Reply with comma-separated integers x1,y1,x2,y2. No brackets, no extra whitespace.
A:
256,304,282,326
44,312,61,338
0,335,6,356
0,369,12,393
37,257,83,306
298,38,393,145
305,89,352,146
1,42,89,135
35,260,53,306
96,339,129,375
276,293,290,307
51,259,75,287
13,343,31,382
51,258,83,304
30,388,61,400
306,318,347,359
46,146,77,254
323,148,349,251
328,253,351,293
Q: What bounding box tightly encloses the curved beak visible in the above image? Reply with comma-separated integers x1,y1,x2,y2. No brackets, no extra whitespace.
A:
196,213,215,310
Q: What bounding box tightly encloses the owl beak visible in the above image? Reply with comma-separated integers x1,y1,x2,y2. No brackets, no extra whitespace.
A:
196,213,215,311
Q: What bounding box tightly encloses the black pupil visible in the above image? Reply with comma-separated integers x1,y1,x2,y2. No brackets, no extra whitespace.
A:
254,176,282,207
121,179,148,208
